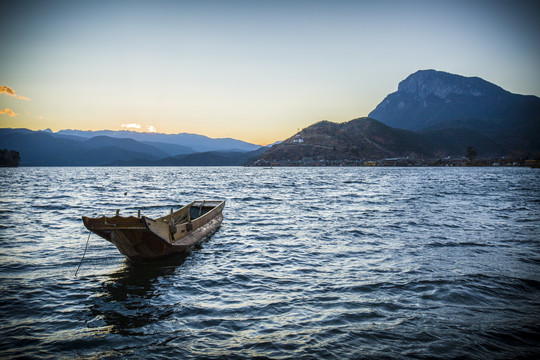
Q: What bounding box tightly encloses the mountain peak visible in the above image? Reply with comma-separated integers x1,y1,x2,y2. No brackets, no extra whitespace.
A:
367,70,540,154
368,69,539,132
396,69,507,100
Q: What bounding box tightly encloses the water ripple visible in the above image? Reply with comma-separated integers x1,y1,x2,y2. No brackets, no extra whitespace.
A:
0,167,539,359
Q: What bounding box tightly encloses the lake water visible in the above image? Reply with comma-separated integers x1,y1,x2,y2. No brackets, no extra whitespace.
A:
0,167,539,359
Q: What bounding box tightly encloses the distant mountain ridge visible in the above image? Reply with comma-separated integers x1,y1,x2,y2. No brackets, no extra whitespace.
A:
112,147,268,166
57,129,260,153
0,128,263,166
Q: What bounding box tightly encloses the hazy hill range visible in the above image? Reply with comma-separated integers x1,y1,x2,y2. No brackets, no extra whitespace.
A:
369,70,540,155
0,130,167,166
112,147,268,166
57,129,260,153
0,128,262,166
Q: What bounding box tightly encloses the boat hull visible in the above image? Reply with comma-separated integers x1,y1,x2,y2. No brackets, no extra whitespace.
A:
82,201,224,262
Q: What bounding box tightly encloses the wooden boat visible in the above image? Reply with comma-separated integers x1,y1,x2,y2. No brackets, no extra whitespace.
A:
82,200,225,262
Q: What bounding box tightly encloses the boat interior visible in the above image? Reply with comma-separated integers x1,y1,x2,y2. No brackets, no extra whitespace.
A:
84,201,222,229
157,201,218,224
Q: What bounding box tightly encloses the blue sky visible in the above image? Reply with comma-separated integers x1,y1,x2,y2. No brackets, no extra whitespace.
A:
1,0,539,144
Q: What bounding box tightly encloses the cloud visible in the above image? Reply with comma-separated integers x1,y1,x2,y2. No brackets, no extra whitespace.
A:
121,123,141,129
0,86,30,100
0,108,18,117
147,125,157,133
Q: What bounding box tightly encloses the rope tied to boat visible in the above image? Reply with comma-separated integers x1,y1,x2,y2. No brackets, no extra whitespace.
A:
75,231,92,277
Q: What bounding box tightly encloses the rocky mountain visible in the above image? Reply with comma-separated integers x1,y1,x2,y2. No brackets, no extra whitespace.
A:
369,70,538,130
368,70,540,155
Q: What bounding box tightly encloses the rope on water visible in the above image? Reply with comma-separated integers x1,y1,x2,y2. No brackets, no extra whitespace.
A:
75,231,91,277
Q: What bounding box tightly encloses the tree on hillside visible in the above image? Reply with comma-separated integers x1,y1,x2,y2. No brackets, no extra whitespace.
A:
0,149,20,167
466,146,477,162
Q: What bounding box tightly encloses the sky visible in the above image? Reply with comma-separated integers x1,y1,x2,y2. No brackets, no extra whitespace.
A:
1,0,539,145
